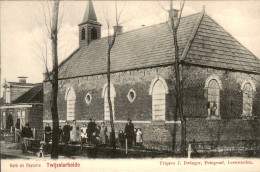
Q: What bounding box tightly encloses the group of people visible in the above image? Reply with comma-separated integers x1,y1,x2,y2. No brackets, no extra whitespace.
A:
118,118,143,148
44,118,143,148
45,118,108,146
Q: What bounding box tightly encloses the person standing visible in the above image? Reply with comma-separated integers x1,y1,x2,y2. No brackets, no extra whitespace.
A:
99,122,107,146
136,128,143,146
124,118,135,148
21,123,33,138
44,123,52,144
81,124,88,144
70,120,80,144
63,121,71,144
58,126,63,142
87,118,96,145
118,130,125,147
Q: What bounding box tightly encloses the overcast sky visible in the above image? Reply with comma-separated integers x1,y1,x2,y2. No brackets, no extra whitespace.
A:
1,1,260,91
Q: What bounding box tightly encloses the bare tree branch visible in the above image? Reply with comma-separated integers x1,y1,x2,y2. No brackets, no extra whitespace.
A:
42,2,51,36
175,0,185,30
157,1,168,12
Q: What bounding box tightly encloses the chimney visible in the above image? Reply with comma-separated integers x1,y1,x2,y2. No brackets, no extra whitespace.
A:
113,25,123,35
42,72,48,81
168,9,179,20
18,77,27,83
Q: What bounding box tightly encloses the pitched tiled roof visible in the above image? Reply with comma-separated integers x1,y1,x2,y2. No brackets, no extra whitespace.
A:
184,14,260,73
12,83,43,104
58,12,260,79
59,13,199,78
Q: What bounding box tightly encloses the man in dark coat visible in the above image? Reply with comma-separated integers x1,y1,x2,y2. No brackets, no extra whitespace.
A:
62,121,71,144
124,118,135,148
44,123,52,144
21,123,33,138
58,126,63,142
87,118,96,145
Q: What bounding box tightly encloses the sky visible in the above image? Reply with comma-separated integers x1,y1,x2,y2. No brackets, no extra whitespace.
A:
1,1,260,94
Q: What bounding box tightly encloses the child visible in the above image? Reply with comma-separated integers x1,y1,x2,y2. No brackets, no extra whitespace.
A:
136,128,143,146
81,124,88,145
133,128,137,146
118,130,125,147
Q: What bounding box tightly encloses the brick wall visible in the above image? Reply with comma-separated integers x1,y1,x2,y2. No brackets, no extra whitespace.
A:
43,64,260,147
28,105,43,133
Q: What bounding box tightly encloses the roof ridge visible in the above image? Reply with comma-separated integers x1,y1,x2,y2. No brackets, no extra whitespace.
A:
181,11,205,61
85,12,202,46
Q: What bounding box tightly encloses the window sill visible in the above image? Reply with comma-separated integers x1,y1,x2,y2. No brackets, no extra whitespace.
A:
151,120,165,126
206,115,221,120
241,115,255,120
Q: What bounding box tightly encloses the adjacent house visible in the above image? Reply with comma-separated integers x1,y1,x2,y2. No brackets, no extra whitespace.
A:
43,0,260,149
0,77,43,133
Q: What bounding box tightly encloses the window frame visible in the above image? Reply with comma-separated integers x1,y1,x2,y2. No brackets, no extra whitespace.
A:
81,28,86,40
85,92,92,105
65,87,76,121
241,80,256,117
91,27,97,40
127,89,136,103
149,76,169,121
204,75,222,118
102,83,116,121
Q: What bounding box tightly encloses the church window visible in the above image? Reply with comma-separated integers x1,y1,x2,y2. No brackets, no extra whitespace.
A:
91,27,97,40
207,79,220,116
102,83,116,121
152,80,166,121
85,92,92,105
242,83,254,116
66,87,76,120
81,28,85,40
127,89,136,103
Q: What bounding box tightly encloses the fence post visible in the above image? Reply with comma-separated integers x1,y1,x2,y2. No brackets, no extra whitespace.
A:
33,128,36,139
126,139,128,155
188,143,192,159
15,128,18,142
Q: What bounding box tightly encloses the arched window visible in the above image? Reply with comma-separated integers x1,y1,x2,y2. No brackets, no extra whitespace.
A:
81,28,85,40
91,27,97,40
243,83,253,116
102,83,116,121
66,87,76,120
207,79,220,116
152,80,166,121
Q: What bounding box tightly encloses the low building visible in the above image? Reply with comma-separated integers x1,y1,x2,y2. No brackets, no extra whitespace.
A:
0,78,43,133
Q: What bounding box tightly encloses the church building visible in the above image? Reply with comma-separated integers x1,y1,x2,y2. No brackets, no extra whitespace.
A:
43,0,260,149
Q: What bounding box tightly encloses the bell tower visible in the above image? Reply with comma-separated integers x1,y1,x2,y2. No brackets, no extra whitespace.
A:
78,0,102,46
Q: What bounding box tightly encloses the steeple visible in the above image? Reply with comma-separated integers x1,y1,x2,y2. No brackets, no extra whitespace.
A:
82,0,97,23
78,0,102,46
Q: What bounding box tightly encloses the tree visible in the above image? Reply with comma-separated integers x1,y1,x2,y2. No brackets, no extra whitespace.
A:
103,1,125,154
158,0,186,156
49,0,60,159
168,0,186,156
33,0,62,159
